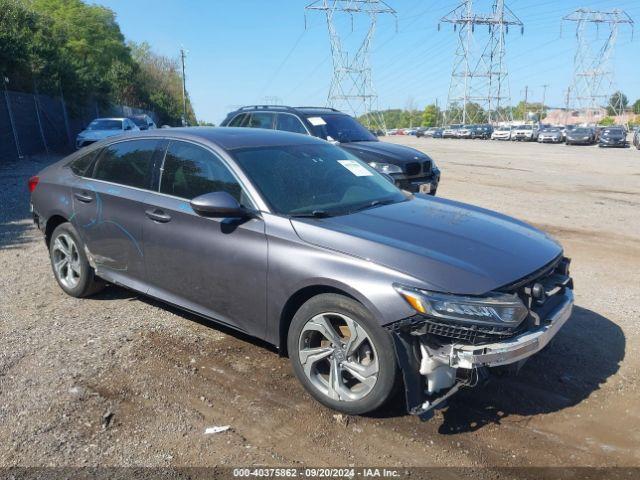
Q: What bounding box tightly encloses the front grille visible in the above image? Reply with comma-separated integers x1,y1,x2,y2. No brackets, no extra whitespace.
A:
413,316,520,345
404,162,421,176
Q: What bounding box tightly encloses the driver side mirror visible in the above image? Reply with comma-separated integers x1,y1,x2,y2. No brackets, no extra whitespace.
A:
190,191,250,218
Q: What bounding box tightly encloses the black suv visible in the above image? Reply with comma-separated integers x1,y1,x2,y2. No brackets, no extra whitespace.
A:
221,106,440,195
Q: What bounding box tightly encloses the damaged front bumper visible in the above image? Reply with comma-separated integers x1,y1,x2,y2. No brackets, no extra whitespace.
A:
388,288,574,420
451,289,573,369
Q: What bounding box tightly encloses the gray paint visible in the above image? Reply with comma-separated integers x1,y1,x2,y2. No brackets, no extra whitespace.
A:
31,127,564,349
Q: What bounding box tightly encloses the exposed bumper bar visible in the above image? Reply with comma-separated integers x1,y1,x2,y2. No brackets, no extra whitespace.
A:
450,289,574,369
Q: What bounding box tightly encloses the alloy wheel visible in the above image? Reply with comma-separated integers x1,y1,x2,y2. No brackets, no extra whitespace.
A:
298,312,379,402
52,233,81,289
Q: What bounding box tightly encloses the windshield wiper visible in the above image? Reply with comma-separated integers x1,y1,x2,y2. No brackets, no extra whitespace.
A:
350,198,398,214
290,210,333,218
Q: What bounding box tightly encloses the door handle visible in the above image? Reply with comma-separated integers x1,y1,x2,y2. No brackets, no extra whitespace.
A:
74,191,94,203
145,208,172,223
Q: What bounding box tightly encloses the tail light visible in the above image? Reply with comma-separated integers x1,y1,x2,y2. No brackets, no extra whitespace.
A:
28,176,40,193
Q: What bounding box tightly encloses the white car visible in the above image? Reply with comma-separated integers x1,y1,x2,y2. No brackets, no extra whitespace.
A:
76,118,139,149
129,114,157,131
511,124,537,142
491,126,512,140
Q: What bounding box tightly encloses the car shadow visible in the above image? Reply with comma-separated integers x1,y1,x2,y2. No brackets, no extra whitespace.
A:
434,305,624,434
91,286,623,430
92,284,279,353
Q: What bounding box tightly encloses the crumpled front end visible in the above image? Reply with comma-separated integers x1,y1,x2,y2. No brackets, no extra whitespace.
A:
387,256,574,420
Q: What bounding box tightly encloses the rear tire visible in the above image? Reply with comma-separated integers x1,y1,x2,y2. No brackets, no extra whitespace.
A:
288,293,398,415
49,222,105,298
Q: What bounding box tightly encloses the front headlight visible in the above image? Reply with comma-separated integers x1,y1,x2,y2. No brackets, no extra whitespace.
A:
395,285,528,326
368,162,403,175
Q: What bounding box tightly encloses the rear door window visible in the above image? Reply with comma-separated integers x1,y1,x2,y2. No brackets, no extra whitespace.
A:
246,112,275,129
275,114,308,135
92,139,159,189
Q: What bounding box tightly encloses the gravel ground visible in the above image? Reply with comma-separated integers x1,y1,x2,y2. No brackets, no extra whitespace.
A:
1,139,639,469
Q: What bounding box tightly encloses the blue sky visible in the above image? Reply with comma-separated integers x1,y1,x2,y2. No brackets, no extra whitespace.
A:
95,0,639,124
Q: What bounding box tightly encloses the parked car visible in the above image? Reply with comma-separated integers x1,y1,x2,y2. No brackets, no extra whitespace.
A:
129,114,157,131
29,127,574,419
221,106,440,195
511,124,537,142
75,118,139,149
491,126,512,140
415,127,428,138
403,128,418,136
442,124,462,138
431,128,444,138
472,124,493,139
633,128,640,150
537,127,563,144
598,127,628,148
456,125,474,139
565,127,596,145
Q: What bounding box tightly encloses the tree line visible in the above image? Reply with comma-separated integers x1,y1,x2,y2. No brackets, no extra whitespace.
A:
0,0,196,126
361,91,640,129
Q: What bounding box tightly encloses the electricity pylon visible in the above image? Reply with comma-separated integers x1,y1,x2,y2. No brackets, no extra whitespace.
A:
562,9,634,122
440,0,523,125
305,0,396,132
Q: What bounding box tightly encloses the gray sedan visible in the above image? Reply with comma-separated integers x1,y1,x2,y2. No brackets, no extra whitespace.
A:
537,127,563,143
29,128,574,419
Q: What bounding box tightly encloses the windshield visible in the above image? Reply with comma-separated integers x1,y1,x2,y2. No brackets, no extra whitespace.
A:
542,128,560,132
574,128,591,134
233,143,406,216
306,114,377,143
603,129,623,135
130,117,147,127
519,125,533,130
87,119,123,131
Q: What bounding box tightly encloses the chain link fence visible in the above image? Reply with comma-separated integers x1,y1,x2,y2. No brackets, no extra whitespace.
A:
0,89,156,163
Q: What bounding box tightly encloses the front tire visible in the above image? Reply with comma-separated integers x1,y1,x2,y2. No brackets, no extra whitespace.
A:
288,294,398,415
49,222,104,298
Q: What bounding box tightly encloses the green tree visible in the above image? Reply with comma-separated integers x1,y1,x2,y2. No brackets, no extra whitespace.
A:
421,104,440,127
632,99,640,115
599,116,615,126
607,91,628,116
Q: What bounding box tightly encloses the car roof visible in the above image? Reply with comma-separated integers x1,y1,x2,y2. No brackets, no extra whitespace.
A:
230,105,346,118
92,117,126,121
121,127,329,151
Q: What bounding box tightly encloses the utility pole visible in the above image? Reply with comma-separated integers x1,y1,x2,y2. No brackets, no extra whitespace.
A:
440,0,523,125
564,86,571,125
523,85,528,122
541,84,549,120
305,1,396,132
180,47,188,126
562,9,634,123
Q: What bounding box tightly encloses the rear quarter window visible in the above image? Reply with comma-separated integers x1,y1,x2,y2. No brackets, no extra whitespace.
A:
68,150,100,176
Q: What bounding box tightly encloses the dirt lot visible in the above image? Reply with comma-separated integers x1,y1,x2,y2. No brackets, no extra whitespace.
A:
1,138,639,470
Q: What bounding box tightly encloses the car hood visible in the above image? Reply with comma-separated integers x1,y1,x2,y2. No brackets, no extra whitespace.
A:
78,129,123,140
291,196,562,295
340,141,430,165
602,133,625,139
567,132,591,138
